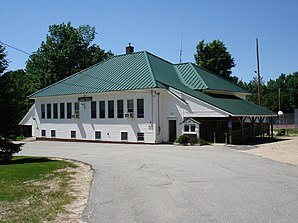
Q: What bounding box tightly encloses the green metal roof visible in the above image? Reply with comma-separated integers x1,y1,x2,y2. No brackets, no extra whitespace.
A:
175,63,249,94
30,51,275,116
30,52,158,98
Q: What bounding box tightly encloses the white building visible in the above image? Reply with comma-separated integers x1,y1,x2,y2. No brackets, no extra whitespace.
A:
20,47,276,144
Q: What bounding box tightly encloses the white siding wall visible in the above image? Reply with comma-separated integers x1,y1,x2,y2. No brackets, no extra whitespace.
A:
32,90,157,143
22,88,231,143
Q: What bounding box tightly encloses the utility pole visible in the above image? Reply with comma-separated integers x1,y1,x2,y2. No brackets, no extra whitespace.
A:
256,38,261,105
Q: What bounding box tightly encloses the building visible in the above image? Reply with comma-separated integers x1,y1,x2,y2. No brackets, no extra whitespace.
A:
20,46,276,144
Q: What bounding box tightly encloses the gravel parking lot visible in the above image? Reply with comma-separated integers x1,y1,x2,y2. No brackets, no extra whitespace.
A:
19,141,298,223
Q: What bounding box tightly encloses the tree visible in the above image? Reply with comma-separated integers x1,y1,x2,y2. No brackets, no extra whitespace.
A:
242,72,298,113
26,22,113,89
0,44,8,75
0,70,38,138
194,39,236,81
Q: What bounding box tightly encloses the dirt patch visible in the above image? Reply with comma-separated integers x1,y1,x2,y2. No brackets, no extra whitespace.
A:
242,136,298,166
49,160,94,223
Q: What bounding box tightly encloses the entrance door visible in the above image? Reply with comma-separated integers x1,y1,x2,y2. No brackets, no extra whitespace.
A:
169,120,177,143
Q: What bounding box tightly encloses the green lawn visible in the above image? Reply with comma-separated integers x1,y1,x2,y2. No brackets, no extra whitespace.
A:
0,156,77,223
274,128,298,136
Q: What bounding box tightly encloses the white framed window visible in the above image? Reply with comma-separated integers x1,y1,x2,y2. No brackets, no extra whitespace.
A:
41,130,46,137
121,132,128,141
184,124,196,132
51,130,56,138
71,130,76,138
137,132,144,141
95,131,101,140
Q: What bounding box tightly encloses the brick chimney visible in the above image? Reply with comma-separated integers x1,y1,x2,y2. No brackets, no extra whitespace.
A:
126,43,134,54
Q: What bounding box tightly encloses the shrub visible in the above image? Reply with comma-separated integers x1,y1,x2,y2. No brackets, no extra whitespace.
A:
0,138,23,161
175,134,190,145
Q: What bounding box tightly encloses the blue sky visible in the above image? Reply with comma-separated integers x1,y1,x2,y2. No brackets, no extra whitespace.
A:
1,0,297,82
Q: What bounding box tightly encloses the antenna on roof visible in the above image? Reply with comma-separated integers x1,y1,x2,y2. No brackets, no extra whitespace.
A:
179,19,184,64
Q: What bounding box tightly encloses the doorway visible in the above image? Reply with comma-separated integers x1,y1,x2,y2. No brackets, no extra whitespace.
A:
169,120,177,143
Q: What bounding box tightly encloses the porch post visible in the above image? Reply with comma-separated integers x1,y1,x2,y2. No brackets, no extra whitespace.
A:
270,117,274,138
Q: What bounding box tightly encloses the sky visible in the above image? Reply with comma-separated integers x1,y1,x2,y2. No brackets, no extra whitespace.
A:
1,0,298,82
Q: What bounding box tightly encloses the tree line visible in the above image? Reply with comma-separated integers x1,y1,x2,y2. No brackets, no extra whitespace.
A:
0,22,297,138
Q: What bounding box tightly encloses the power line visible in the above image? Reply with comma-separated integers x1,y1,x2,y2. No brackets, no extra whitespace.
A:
0,41,31,55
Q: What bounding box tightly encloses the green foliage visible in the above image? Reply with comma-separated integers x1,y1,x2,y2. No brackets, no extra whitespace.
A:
0,43,8,75
194,39,236,81
197,138,211,145
26,22,113,89
241,72,298,113
0,138,23,161
0,156,77,222
175,134,190,144
0,69,38,138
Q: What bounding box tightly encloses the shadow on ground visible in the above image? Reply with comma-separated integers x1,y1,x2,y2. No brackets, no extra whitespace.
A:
0,157,54,165
227,137,291,151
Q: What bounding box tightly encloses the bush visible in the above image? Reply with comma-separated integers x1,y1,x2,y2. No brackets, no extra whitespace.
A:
175,134,190,145
0,138,23,161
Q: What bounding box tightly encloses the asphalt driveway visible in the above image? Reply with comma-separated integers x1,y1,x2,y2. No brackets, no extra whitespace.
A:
19,141,298,223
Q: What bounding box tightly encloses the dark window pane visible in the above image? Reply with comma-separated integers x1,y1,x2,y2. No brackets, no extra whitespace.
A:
41,130,46,137
184,125,189,132
71,131,76,138
67,103,72,119
99,101,105,119
91,101,97,119
121,132,128,140
190,125,196,132
137,132,144,141
60,103,65,119
127,99,134,113
53,103,58,119
51,130,56,137
108,100,114,118
41,104,45,119
95,131,101,139
137,99,144,118
47,104,51,119
117,100,124,118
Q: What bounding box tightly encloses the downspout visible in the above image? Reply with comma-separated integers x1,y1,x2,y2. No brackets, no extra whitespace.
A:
157,91,161,135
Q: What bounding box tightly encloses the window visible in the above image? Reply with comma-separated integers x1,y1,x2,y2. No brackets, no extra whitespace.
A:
91,101,97,119
41,104,45,119
121,132,128,141
117,100,124,118
184,124,196,132
60,103,65,119
137,133,144,141
95,131,101,140
41,130,46,137
191,125,196,132
74,102,79,116
108,100,114,118
71,130,76,138
99,101,105,119
67,103,72,119
137,99,144,118
51,130,56,138
47,104,51,119
53,103,58,119
127,99,134,113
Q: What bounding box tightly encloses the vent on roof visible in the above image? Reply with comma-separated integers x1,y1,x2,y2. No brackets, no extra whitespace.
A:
126,43,134,54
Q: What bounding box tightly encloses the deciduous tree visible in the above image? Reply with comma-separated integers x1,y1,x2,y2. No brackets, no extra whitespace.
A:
194,39,236,81
26,22,113,88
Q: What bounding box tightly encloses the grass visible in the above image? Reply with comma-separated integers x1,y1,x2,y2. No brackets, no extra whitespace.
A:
0,156,77,223
274,128,298,136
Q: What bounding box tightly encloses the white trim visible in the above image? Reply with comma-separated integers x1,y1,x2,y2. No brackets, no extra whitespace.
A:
19,104,35,125
168,87,232,117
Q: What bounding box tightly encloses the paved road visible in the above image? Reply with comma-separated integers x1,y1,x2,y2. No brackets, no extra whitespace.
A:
19,141,298,223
